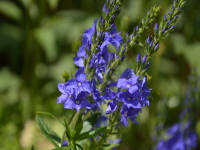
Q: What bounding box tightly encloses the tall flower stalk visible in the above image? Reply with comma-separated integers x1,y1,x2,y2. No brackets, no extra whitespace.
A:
35,0,186,149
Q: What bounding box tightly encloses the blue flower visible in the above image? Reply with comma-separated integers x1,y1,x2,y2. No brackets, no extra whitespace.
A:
90,46,115,82
156,123,197,150
101,25,123,49
137,77,151,106
106,101,118,114
117,68,139,94
65,67,91,98
57,83,73,103
74,19,98,67
91,79,106,111
62,140,68,146
120,105,141,126
64,91,91,111
118,91,141,109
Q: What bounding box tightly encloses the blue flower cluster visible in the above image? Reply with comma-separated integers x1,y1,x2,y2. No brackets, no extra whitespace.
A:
155,70,199,150
156,123,197,150
57,0,151,126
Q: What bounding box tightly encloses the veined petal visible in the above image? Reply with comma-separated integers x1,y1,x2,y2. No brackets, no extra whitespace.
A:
64,99,75,110
75,104,82,112
81,82,92,93
83,19,98,41
77,45,86,57
57,94,68,103
57,83,66,93
76,67,86,82
65,79,77,88
128,85,138,94
128,77,138,84
74,57,84,67
81,99,91,109
120,116,128,126
117,78,128,88
106,101,118,114
121,68,136,79
129,100,141,109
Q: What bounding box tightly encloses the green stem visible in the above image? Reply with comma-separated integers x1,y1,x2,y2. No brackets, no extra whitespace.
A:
60,109,85,147
94,105,121,150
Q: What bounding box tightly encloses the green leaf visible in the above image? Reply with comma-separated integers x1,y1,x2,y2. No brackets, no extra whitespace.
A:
48,0,59,10
64,118,74,141
74,143,84,150
103,144,120,150
73,115,83,141
31,145,34,150
34,27,57,61
52,144,74,150
36,111,64,126
0,1,22,21
35,115,61,147
76,126,108,142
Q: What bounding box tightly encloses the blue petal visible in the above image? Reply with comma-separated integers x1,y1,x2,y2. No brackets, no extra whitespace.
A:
77,45,86,57
57,94,68,103
130,100,141,108
81,99,91,109
81,82,92,93
62,140,68,146
65,79,77,88
117,78,128,88
74,57,84,67
83,19,98,42
75,67,86,82
128,85,138,94
129,117,139,124
121,68,136,79
57,83,66,93
120,116,128,126
106,101,118,114
128,77,138,85
64,99,75,110
74,104,81,112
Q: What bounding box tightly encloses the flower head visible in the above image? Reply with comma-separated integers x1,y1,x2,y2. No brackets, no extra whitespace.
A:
65,67,91,98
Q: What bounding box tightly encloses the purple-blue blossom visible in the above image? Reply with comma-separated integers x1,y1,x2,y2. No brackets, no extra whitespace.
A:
106,68,151,126
156,123,197,150
57,67,93,111
63,91,91,111
65,67,91,98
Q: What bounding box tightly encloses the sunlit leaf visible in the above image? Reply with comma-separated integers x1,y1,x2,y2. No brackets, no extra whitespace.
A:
0,1,22,21
34,27,57,61
36,111,65,126
36,115,61,147
48,0,59,10
73,115,83,141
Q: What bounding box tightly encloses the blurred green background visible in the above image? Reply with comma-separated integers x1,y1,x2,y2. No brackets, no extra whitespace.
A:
0,0,200,149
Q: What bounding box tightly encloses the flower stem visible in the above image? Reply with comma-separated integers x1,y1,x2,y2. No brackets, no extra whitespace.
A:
94,105,121,150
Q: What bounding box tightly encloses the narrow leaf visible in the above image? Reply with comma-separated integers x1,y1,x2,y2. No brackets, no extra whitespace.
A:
31,145,34,150
64,118,74,141
36,111,64,126
103,144,120,150
52,145,74,150
36,115,61,147
73,115,83,141
75,143,84,150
